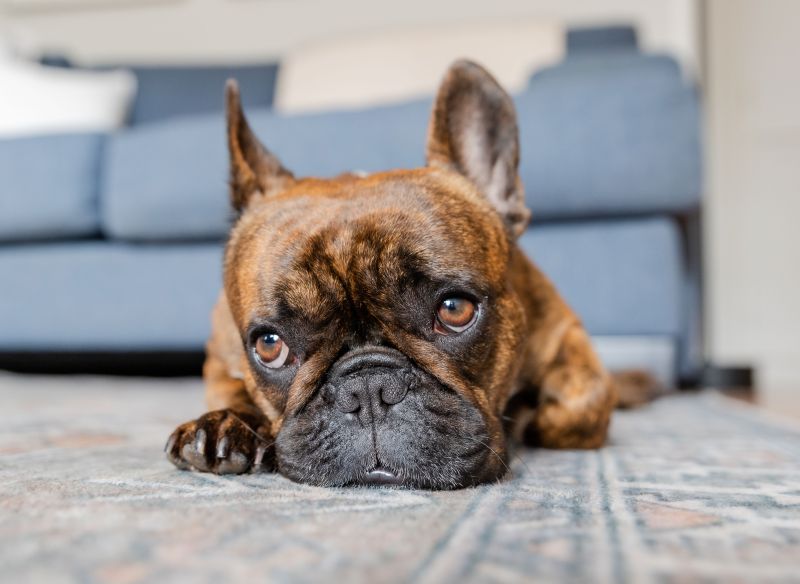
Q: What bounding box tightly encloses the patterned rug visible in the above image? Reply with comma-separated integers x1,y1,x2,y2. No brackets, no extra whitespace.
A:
1,373,799,584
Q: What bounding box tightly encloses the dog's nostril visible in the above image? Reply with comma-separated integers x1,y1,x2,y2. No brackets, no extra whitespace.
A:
381,382,407,406
321,383,337,405
336,390,361,414
332,373,409,418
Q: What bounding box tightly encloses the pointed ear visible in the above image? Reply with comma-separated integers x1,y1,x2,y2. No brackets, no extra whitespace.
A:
426,60,530,238
225,80,294,212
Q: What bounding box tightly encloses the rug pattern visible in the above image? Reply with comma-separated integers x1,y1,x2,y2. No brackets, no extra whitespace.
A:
1,374,799,583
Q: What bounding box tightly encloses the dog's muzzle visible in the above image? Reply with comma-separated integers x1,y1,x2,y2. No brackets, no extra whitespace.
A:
323,346,416,485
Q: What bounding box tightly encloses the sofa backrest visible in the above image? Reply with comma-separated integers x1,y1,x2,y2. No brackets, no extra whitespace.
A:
100,51,700,242
566,25,639,54
123,64,279,125
520,53,701,218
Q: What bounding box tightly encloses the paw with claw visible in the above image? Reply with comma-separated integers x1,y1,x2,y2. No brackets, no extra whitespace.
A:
165,409,274,474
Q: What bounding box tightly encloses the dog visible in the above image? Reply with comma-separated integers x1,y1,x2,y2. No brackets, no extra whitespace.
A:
165,60,646,489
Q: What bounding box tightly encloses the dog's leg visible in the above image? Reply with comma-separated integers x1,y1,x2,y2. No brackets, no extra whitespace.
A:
520,322,616,449
165,297,274,475
508,253,617,449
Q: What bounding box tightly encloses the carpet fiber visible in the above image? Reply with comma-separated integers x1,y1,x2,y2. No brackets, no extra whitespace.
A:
1,373,799,583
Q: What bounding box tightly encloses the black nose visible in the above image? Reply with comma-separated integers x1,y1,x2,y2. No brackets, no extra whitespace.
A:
328,347,410,424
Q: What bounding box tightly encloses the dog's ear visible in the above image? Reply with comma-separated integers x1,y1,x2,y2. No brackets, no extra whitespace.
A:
225,80,294,212
426,60,530,238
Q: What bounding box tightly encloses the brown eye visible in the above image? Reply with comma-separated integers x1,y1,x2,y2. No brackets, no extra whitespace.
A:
255,333,291,368
435,297,477,334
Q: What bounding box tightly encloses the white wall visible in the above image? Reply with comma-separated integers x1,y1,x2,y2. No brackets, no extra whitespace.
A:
706,0,800,411
0,0,699,71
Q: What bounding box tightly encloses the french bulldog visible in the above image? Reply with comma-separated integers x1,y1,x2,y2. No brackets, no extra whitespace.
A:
165,60,633,489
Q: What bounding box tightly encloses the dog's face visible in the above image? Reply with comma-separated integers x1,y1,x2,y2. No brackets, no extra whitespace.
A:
224,61,532,488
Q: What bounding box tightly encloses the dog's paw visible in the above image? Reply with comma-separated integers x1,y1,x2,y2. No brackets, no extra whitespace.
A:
165,409,273,474
523,371,616,449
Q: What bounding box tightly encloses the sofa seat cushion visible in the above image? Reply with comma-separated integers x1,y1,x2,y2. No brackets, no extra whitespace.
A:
0,242,222,351
519,217,683,336
0,218,682,354
0,133,104,241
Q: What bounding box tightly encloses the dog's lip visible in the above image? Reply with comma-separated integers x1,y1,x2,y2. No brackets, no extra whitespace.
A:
359,467,403,486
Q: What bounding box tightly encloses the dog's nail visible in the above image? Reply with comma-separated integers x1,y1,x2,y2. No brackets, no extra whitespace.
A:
194,429,207,456
252,444,269,472
217,451,249,475
216,436,230,459
254,444,266,465
164,434,176,453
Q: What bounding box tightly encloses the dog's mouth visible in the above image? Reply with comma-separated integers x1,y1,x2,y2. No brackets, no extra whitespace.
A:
275,359,500,489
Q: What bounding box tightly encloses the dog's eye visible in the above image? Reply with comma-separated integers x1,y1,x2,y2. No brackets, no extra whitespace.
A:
435,297,477,334
254,333,291,368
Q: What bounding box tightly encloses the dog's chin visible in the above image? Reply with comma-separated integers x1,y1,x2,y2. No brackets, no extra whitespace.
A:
274,375,504,490
275,432,501,490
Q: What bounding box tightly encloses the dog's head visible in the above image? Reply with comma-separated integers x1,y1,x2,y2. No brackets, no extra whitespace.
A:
224,61,530,488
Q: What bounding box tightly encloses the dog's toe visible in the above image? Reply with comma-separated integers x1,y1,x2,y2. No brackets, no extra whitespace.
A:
165,430,191,470
181,428,211,471
217,451,250,474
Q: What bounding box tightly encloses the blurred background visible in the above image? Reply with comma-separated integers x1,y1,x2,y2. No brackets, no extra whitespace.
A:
0,0,797,415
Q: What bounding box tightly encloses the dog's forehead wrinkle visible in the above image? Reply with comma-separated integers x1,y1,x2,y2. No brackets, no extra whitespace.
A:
230,169,505,340
226,171,506,341
267,221,488,328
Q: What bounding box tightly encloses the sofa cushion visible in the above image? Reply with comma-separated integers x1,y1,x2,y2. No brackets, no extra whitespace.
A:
533,52,681,78
275,20,563,114
519,54,701,218
566,25,638,54
102,102,428,241
0,242,223,351
0,219,681,356
102,115,233,241
125,64,279,125
0,133,103,241
519,217,683,336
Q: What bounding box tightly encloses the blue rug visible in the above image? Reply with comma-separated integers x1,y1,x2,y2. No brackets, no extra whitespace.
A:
1,373,798,583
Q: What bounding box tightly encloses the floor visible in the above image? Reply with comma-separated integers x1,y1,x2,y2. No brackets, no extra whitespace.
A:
1,373,799,584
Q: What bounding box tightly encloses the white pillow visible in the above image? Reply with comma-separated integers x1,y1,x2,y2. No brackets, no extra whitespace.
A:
0,55,136,138
276,20,565,114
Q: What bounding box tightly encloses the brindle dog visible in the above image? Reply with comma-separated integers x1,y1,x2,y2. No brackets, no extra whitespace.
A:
166,60,644,489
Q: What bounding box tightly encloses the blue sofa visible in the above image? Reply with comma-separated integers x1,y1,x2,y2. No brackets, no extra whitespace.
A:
0,30,702,385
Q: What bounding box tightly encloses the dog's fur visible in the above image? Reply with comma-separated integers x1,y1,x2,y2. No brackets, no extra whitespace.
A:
166,60,636,489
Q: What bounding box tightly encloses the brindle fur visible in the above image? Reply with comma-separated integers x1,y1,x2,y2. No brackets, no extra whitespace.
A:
166,60,624,488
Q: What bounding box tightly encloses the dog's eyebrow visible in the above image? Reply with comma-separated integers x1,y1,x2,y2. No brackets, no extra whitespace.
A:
426,272,490,296
244,316,280,337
